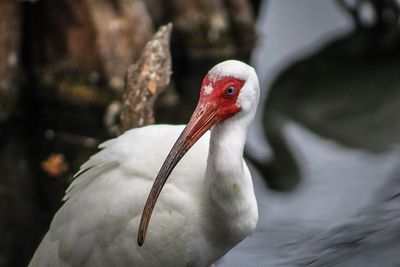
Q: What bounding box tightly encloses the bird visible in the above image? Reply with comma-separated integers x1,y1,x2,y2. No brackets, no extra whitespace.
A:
29,60,260,267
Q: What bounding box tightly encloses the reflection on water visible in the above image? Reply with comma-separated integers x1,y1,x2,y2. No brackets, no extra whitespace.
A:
220,1,400,266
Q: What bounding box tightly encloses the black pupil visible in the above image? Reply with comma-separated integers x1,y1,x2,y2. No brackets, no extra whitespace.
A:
226,87,235,95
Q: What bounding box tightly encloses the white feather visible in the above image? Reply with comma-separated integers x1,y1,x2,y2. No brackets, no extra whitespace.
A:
29,60,260,267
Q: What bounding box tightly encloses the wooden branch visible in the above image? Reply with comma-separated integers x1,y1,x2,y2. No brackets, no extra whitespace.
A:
119,23,172,133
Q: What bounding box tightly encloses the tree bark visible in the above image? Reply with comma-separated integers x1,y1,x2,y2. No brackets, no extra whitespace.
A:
163,0,256,59
35,0,154,107
119,23,172,133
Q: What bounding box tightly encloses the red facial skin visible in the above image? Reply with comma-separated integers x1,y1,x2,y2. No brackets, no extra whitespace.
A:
138,75,246,246
199,75,245,121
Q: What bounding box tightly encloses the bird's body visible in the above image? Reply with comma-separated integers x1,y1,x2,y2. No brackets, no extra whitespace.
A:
30,60,260,267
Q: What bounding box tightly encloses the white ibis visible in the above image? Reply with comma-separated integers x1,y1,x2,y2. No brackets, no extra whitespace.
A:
29,60,260,267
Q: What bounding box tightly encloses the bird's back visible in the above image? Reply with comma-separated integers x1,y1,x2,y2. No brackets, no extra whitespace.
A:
29,125,212,267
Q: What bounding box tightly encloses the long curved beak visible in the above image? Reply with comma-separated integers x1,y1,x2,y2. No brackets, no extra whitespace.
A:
138,101,220,246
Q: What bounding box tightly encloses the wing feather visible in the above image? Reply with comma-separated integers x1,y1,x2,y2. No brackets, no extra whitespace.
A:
29,125,208,267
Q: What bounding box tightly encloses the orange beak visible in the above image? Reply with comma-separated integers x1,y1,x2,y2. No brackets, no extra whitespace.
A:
137,100,222,246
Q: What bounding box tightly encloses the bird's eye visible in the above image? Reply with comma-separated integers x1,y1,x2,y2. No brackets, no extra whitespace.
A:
225,86,235,96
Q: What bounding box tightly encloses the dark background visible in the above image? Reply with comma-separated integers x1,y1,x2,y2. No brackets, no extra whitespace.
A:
1,0,400,266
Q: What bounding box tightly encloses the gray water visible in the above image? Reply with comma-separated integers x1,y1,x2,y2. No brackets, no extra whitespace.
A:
219,1,400,266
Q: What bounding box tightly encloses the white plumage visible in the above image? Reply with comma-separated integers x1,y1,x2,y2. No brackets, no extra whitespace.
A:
29,60,259,267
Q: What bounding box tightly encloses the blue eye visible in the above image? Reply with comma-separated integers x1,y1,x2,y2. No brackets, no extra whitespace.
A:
225,86,235,96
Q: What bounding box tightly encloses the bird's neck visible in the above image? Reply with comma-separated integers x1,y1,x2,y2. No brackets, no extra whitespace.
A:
202,116,257,247
207,119,247,181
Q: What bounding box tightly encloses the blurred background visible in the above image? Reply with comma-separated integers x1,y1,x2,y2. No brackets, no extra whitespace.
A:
1,0,400,266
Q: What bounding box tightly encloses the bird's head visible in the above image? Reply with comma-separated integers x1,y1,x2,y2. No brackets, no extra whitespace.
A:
138,60,259,246
197,59,260,125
